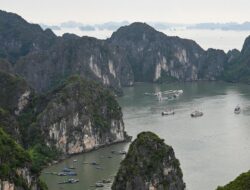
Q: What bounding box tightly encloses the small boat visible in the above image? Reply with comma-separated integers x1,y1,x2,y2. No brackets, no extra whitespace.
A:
95,166,104,170
118,150,127,155
62,167,72,172
91,161,98,165
57,172,67,176
156,92,163,101
73,159,77,162
162,109,175,116
191,111,203,118
144,92,153,96
67,171,77,176
102,179,112,183
95,183,104,187
58,178,79,184
234,105,241,114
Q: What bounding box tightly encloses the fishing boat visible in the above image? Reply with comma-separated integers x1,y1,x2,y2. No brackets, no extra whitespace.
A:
191,110,203,118
234,105,241,114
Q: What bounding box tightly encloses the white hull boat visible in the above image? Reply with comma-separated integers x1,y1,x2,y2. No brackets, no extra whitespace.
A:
162,110,175,116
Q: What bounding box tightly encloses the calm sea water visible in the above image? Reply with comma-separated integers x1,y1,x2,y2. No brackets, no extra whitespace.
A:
42,82,250,190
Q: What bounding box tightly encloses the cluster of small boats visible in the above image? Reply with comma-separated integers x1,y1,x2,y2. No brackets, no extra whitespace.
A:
144,89,184,102
54,150,125,186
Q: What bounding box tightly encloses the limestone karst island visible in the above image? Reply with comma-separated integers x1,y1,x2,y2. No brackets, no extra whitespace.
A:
1,1,250,190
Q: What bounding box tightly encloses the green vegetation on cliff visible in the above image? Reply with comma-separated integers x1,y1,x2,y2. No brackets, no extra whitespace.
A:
112,131,185,190
0,71,31,113
217,171,250,190
223,37,250,83
0,127,31,189
16,75,124,170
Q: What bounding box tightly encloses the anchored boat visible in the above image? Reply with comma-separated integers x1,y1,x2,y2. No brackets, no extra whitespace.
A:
162,109,175,116
58,178,79,184
191,110,203,118
234,105,241,114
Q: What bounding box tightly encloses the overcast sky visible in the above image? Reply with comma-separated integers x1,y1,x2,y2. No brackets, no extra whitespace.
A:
1,0,250,24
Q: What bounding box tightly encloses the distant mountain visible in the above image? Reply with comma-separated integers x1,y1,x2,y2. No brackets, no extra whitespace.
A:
40,23,61,30
0,10,234,94
41,21,250,33
57,20,130,31
79,25,95,31
188,22,250,31
109,22,227,82
0,10,57,63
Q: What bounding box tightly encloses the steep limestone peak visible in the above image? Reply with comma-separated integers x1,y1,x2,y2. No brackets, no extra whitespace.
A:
241,35,250,55
109,22,164,43
112,131,185,190
0,10,57,63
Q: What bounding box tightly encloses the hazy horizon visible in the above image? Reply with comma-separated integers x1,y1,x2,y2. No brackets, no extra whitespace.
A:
2,0,250,24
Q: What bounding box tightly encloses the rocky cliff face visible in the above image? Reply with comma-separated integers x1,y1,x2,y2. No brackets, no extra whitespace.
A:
109,22,228,83
112,132,185,190
0,128,45,190
14,36,134,94
0,10,56,63
0,70,129,189
0,10,231,95
20,76,129,155
223,36,250,83
0,71,32,116
0,71,33,142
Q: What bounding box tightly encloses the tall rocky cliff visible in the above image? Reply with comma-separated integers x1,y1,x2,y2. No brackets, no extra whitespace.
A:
112,132,185,190
109,22,228,83
223,36,250,83
0,128,46,190
20,76,128,155
0,10,233,95
0,71,129,189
